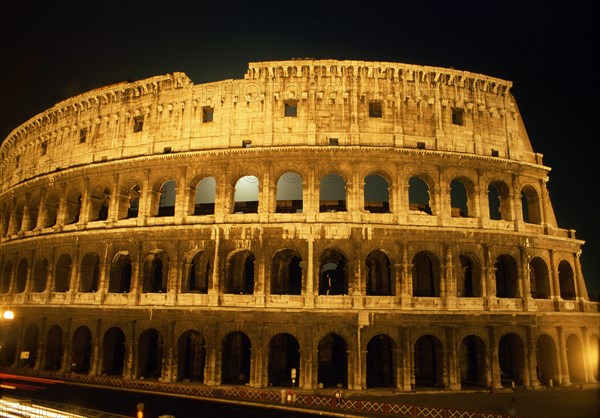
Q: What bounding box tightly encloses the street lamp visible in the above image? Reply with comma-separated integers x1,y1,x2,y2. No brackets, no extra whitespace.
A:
0,308,15,366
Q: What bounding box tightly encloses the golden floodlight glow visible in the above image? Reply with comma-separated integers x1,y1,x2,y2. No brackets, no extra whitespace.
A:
2,310,14,320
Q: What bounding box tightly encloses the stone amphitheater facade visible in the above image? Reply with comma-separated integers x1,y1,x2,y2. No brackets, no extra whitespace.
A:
0,59,598,392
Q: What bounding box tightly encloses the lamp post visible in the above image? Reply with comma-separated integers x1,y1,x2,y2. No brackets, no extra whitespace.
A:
0,308,15,366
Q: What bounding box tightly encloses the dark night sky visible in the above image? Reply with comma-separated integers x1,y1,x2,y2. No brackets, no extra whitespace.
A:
1,0,598,296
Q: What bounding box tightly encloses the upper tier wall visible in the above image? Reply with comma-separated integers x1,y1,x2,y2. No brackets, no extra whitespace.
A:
0,60,539,191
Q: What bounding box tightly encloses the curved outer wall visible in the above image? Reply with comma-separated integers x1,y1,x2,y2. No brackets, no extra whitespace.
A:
0,60,598,391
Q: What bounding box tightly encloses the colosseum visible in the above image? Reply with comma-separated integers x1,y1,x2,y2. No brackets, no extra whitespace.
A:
0,59,598,396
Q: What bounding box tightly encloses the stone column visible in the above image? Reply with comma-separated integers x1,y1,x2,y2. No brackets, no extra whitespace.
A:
526,326,540,388
574,251,589,301
446,326,460,390
488,326,502,389
124,321,136,380
557,326,570,386
204,341,218,385
581,326,593,383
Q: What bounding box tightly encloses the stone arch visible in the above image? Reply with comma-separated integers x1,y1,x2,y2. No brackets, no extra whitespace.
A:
137,328,164,379
457,253,482,297
79,252,100,292
450,177,474,218
15,257,28,293
364,173,390,213
221,331,251,385
120,181,141,219
183,250,211,293
317,332,348,388
156,179,177,217
366,334,395,388
192,176,216,215
88,185,111,222
268,333,300,387
530,257,550,299
11,201,24,235
488,180,511,221
408,175,432,214
319,248,347,295
458,335,487,387
412,251,441,297
233,176,259,214
225,250,255,294
366,249,393,296
536,333,559,385
414,334,444,387
521,184,542,224
26,191,41,231
276,172,303,213
1,260,12,293
566,334,585,383
42,188,60,227
271,249,302,295
320,173,346,212
109,252,132,293
495,254,519,298
33,257,48,292
102,327,126,376
23,324,39,368
142,250,169,293
64,186,83,225
43,324,63,371
498,332,525,386
71,326,92,374
54,253,72,292
558,259,576,300
177,329,206,382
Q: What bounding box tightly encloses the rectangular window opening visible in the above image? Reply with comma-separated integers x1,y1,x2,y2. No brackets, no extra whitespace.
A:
417,142,426,149
491,149,499,157
451,107,465,126
284,100,297,117
329,138,339,146
369,101,383,118
202,106,214,122
79,128,87,143
163,147,172,154
242,140,252,148
41,141,47,156
133,116,144,133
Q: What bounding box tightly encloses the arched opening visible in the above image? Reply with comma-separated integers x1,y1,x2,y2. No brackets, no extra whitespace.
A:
43,325,63,371
521,185,542,224
536,334,559,386
414,335,444,387
109,252,132,293
319,249,347,295
271,249,302,295
43,190,60,227
495,254,519,298
276,172,303,213
458,254,481,297
268,333,300,387
1,260,12,293
125,184,141,219
364,174,390,213
15,258,28,293
225,250,255,294
184,251,210,293
319,173,346,212
102,327,126,376
33,258,48,292
221,331,251,385
450,179,469,217
530,257,550,299
458,335,487,388
412,251,440,297
54,254,72,292
27,193,41,231
64,189,82,225
233,176,259,214
157,179,176,217
89,186,110,222
177,330,205,382
193,177,216,215
566,334,585,384
79,252,100,292
366,334,394,388
143,251,168,293
408,176,431,214
498,333,525,386
558,260,576,300
22,324,39,368
488,181,511,221
366,250,392,296
12,203,24,235
137,328,164,379
71,326,92,374
318,333,347,388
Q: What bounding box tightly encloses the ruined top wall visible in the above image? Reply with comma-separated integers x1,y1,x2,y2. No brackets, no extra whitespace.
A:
0,59,540,191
